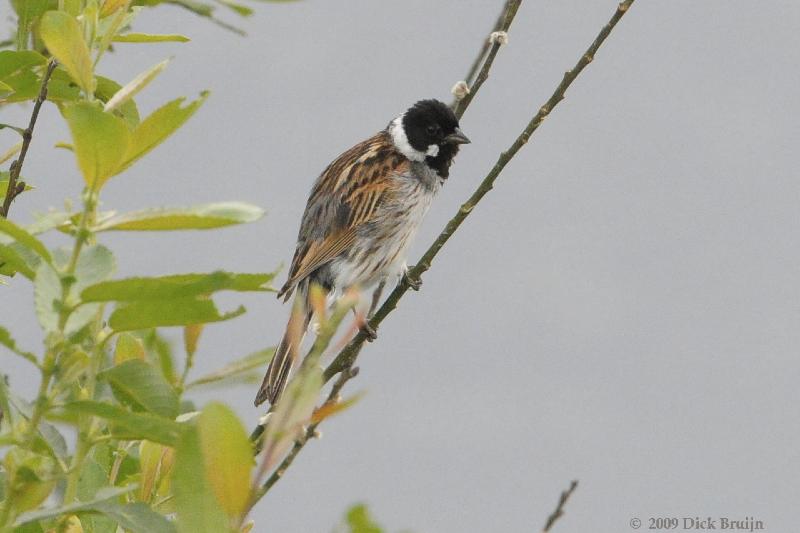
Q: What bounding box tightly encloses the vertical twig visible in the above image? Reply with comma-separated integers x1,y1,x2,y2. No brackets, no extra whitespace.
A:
1,60,57,219
459,0,518,89
453,0,522,119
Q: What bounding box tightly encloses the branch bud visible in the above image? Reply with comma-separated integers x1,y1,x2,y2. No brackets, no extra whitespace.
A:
451,80,470,100
489,31,509,46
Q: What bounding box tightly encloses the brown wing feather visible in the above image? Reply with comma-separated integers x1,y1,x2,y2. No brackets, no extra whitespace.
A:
277,132,408,300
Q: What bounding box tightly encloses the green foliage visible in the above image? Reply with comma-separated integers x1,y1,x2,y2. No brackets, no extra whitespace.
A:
63,401,184,447
197,403,254,520
345,504,384,533
99,360,180,418
63,103,132,190
113,33,190,43
0,1,352,531
94,202,265,231
109,298,246,331
173,423,229,533
38,12,94,94
81,271,275,301
187,347,274,389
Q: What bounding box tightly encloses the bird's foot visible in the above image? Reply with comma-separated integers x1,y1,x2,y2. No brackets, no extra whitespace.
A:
403,267,422,291
361,321,378,342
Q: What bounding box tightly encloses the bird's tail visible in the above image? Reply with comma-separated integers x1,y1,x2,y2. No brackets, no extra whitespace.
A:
254,298,311,406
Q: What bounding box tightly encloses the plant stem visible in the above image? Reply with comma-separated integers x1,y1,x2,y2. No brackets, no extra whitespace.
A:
1,61,57,219
59,194,101,504
0,347,57,529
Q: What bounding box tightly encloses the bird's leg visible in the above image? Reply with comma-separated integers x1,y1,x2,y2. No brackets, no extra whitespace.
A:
355,281,385,342
402,263,422,291
368,280,386,318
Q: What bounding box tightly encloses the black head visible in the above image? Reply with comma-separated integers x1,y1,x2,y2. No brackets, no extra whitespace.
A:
402,99,470,153
398,99,470,178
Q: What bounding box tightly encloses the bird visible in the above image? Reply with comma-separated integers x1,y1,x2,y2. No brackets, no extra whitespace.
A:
254,99,470,407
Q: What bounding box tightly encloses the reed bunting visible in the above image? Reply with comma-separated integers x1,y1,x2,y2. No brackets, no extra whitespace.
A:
255,99,470,406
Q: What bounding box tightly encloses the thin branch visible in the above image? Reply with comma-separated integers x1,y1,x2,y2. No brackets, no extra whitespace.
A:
459,0,518,89
541,480,579,532
254,0,637,498
326,0,635,382
252,364,356,501
1,60,57,219
453,0,522,119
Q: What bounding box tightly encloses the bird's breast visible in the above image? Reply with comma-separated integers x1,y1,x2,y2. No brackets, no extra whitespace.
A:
331,173,440,290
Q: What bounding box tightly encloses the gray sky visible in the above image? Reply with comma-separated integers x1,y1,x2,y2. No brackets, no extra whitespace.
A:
3,0,799,531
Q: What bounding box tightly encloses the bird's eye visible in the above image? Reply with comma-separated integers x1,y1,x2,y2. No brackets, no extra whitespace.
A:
426,124,440,136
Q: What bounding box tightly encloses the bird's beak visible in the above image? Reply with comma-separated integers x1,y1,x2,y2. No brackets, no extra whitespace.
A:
444,128,471,145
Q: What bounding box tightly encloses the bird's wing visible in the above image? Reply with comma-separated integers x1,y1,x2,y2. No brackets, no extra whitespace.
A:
277,133,408,300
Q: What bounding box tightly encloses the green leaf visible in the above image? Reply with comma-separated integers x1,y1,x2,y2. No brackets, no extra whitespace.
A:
109,298,245,331
76,456,110,501
62,102,132,190
0,375,13,431
96,76,141,128
0,243,35,279
25,211,72,235
104,59,170,113
38,11,94,94
0,50,46,80
197,403,253,520
141,329,177,386
7,392,69,462
73,244,116,293
12,0,52,49
173,424,228,533
345,504,384,533
0,68,38,102
113,33,190,43
99,360,179,418
187,347,274,389
0,142,22,166
64,401,184,446
94,202,264,231
183,324,203,361
100,0,129,17
65,244,116,335
0,218,52,263
12,486,135,527
82,270,276,302
0,325,37,365
261,365,323,469
43,66,83,102
215,0,253,16
81,502,176,533
139,440,173,502
33,262,61,333
114,332,145,363
118,92,208,173
0,172,35,201
0,123,26,135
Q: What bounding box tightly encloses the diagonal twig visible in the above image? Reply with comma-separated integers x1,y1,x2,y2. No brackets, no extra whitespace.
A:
253,0,637,499
542,480,579,532
324,0,637,384
1,60,57,219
